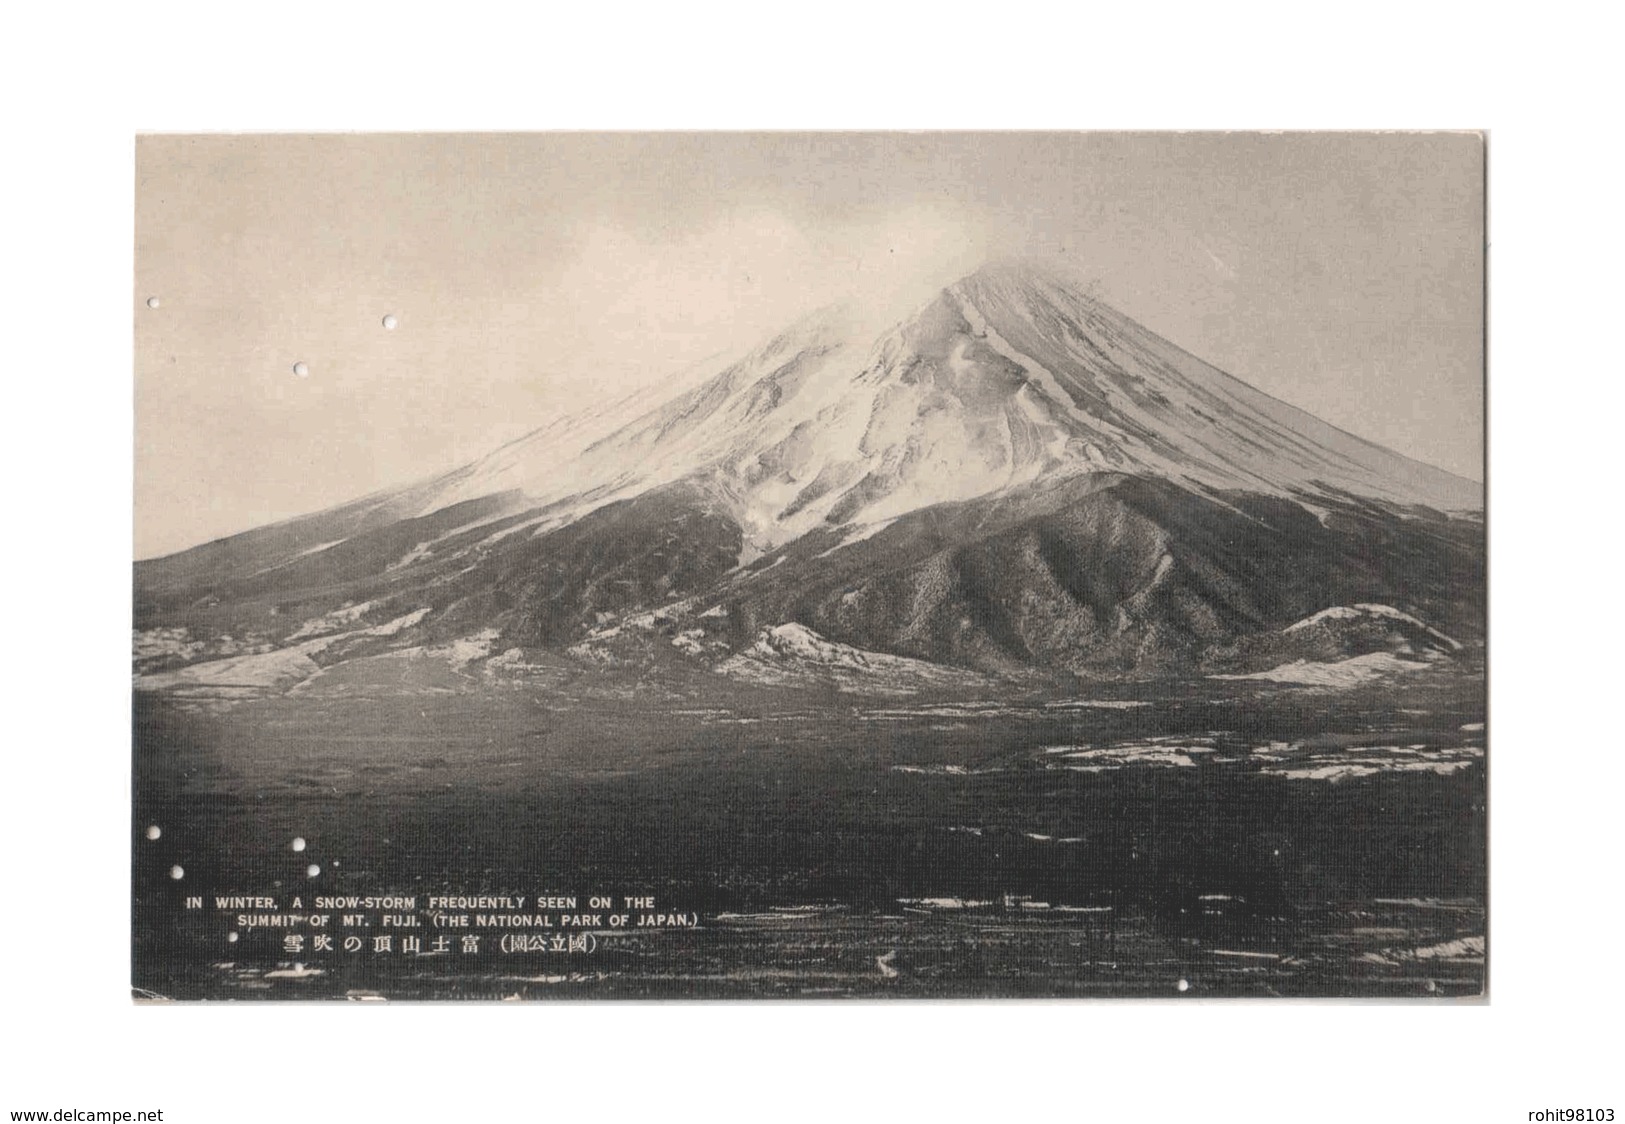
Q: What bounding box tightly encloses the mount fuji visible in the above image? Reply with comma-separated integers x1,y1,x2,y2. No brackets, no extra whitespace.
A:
135,261,1483,698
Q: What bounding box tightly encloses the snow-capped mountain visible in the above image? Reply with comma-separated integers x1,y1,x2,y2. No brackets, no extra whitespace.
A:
408,260,1476,550
135,261,1484,693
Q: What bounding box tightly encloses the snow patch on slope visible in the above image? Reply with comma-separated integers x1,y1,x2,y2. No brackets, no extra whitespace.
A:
427,628,502,670
716,623,988,696
287,602,376,641
138,608,433,696
1212,651,1434,687
1286,603,1462,651
138,644,325,691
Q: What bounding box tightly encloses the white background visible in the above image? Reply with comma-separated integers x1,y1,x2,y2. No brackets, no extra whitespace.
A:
2,3,1618,1121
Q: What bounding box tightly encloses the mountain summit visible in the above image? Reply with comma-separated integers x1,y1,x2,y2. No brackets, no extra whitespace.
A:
136,261,1484,693
417,260,1477,548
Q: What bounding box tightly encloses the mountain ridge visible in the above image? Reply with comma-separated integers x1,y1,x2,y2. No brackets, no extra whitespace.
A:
140,259,1478,565
135,260,1484,693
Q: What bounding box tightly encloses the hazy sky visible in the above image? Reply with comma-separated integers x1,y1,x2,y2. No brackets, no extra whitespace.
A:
135,132,1484,559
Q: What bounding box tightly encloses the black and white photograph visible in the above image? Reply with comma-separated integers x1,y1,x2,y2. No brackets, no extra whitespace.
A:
132,132,1486,1001
9,11,1623,1114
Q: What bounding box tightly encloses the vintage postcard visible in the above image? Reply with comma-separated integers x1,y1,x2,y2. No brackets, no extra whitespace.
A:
132,132,1486,999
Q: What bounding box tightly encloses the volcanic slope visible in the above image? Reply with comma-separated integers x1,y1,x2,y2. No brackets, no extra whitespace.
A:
135,261,1483,690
